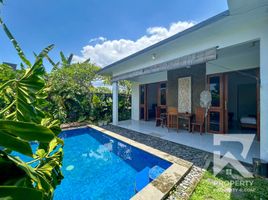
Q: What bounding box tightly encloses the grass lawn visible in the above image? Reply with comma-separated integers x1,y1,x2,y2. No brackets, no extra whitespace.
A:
190,166,268,200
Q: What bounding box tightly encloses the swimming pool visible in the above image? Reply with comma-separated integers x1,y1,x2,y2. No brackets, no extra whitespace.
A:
54,127,172,200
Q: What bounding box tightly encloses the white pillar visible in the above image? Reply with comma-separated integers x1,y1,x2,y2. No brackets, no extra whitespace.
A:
260,36,268,161
112,81,119,125
131,82,140,121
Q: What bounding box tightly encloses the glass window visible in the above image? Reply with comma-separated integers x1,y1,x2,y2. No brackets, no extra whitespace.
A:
210,77,220,107
160,83,166,89
140,85,145,104
209,111,220,131
160,89,166,105
140,108,144,120
160,83,166,106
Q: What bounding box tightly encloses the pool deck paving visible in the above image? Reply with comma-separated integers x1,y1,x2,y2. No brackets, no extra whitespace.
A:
117,120,259,164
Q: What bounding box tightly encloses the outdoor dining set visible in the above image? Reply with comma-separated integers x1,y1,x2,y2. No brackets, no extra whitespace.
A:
155,106,205,134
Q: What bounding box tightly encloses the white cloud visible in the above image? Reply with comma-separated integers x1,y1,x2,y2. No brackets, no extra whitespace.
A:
73,21,195,67
88,36,107,44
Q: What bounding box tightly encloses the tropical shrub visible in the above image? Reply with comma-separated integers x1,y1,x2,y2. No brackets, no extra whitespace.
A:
0,64,17,109
91,93,112,122
0,18,64,199
47,61,101,123
46,57,132,124
91,92,131,123
118,94,131,121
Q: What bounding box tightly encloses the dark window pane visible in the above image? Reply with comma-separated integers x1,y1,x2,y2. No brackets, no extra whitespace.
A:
160,83,166,89
210,77,220,107
140,86,144,104
160,89,166,105
140,108,144,119
209,111,220,131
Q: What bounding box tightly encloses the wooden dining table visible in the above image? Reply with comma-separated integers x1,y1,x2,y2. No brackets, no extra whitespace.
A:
165,113,193,132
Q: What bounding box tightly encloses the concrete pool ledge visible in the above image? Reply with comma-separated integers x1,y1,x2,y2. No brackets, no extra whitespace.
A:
88,125,193,200
61,125,88,131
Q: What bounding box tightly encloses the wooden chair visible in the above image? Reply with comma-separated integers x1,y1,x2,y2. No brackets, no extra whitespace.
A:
167,107,178,131
155,106,166,127
191,107,205,134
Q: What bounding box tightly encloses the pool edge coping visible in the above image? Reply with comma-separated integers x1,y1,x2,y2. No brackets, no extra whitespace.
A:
87,124,193,200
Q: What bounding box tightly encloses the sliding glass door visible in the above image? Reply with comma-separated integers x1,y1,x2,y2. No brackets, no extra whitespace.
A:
158,82,167,111
207,74,228,134
140,84,148,120
140,82,167,121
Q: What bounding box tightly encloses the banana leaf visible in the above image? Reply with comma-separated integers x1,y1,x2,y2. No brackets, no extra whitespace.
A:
0,186,44,200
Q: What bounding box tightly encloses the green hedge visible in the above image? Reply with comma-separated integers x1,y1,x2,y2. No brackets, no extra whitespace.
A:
47,92,131,123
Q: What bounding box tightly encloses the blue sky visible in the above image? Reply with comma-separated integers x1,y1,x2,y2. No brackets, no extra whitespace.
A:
0,0,228,71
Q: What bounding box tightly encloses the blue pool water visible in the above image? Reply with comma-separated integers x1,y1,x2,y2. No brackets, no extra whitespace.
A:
53,128,171,200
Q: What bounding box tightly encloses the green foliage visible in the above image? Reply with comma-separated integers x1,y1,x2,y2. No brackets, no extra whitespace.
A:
190,167,268,200
0,64,16,83
0,64,18,109
46,51,90,71
0,18,31,68
0,45,54,122
47,74,131,123
44,44,132,123
119,80,132,95
94,86,111,94
49,62,101,92
118,94,131,121
103,77,132,95
47,62,101,122
46,55,131,124
90,93,131,123
0,16,63,200
91,93,112,122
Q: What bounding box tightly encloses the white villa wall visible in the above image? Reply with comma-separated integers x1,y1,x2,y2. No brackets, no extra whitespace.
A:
228,71,257,121
227,0,268,15
260,31,268,161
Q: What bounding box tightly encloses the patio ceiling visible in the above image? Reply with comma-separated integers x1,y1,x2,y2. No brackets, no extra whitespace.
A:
112,47,217,82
